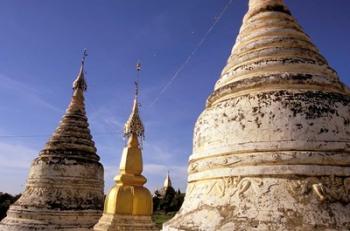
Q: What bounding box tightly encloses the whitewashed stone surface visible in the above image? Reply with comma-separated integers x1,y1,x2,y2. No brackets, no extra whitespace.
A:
163,0,350,230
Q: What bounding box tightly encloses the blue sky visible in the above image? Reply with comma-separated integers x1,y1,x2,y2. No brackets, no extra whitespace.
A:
0,0,349,194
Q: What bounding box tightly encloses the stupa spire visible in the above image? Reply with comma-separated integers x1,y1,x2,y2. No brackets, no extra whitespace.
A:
72,49,88,92
42,49,98,160
163,171,172,188
65,49,88,115
164,1,350,230
0,52,104,231
93,64,157,231
123,62,145,143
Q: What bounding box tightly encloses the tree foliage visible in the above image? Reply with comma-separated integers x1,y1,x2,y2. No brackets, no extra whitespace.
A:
0,192,21,221
153,188,184,213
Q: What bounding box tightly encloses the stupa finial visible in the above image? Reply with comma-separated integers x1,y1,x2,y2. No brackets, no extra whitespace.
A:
73,49,88,92
135,61,141,97
123,62,145,143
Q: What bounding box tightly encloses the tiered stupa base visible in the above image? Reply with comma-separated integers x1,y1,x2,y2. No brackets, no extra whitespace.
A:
0,206,101,231
163,176,350,231
94,214,158,231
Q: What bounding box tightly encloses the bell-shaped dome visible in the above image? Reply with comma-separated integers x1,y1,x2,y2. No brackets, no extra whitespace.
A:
164,0,350,230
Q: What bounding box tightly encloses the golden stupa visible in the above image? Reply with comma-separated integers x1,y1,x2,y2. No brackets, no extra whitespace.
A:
164,0,350,230
94,72,158,231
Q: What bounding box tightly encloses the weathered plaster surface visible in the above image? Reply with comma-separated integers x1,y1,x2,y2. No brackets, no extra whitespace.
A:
165,176,350,230
163,0,350,230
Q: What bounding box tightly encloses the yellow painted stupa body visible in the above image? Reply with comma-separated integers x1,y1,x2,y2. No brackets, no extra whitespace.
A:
104,133,152,216
94,91,158,231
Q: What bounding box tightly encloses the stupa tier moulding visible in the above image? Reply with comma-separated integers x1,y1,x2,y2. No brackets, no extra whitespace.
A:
164,0,350,230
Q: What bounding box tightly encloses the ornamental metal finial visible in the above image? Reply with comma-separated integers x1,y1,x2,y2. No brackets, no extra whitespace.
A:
81,48,88,66
123,62,145,143
73,49,88,91
135,61,141,97
135,81,139,98
136,62,141,72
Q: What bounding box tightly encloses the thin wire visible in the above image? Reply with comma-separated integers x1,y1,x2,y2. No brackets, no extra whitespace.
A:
0,132,121,139
0,135,49,138
0,1,233,140
148,0,233,107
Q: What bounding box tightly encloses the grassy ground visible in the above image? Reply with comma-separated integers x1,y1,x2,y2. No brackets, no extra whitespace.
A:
152,211,176,229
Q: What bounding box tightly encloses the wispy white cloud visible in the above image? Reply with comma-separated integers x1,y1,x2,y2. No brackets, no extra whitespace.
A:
144,163,187,178
143,141,173,162
89,105,124,134
143,140,189,163
0,139,189,194
0,97,190,194
0,142,36,169
0,141,37,194
0,74,61,113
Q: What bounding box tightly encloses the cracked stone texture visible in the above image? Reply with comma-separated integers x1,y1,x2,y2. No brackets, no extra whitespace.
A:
163,0,350,230
0,64,104,231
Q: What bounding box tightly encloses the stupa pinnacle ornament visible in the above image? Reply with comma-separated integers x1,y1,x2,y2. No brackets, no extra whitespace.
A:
164,0,350,230
123,82,145,143
0,51,104,231
124,62,145,143
73,49,88,92
93,65,158,231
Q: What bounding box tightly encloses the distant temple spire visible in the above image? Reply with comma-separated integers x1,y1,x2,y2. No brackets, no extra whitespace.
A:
163,171,172,188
